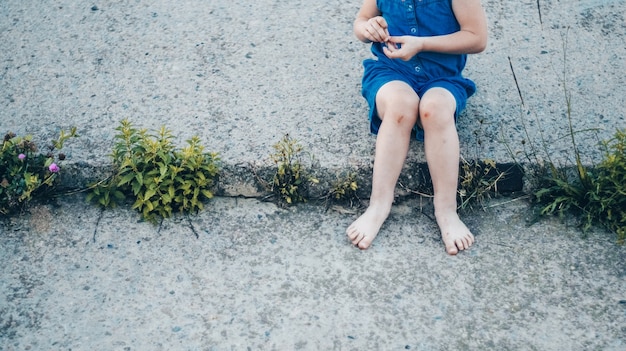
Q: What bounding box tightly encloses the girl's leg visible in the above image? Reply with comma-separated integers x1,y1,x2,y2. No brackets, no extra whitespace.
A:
347,81,419,249
419,87,474,255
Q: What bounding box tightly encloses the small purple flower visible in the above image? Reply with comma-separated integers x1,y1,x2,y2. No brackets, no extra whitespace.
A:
18,153,26,160
48,163,60,173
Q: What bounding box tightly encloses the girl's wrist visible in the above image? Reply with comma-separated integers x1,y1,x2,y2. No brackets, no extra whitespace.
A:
354,20,371,43
416,36,428,53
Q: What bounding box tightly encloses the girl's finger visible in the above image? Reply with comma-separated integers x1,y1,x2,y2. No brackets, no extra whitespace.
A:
368,27,384,42
382,45,396,59
383,42,395,54
368,17,389,42
376,28,389,42
374,16,388,30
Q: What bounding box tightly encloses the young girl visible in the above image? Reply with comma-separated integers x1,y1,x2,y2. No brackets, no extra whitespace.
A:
346,0,488,255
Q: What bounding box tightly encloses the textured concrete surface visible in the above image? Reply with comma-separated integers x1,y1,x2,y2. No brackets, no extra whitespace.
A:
1,0,624,194
1,196,625,350
1,0,626,350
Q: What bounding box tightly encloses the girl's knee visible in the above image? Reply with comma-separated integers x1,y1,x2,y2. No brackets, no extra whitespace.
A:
377,90,419,128
419,89,456,127
383,103,418,124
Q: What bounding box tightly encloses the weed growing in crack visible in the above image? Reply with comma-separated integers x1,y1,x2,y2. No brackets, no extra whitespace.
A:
535,128,626,243
506,31,625,243
1,127,78,215
87,119,219,223
458,157,505,211
456,116,514,211
398,155,506,212
323,171,361,210
269,134,318,206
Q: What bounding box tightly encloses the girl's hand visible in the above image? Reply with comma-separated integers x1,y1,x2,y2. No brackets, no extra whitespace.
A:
383,36,424,61
359,16,390,43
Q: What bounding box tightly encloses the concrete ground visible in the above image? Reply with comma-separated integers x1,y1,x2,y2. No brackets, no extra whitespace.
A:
1,196,625,350
1,0,625,350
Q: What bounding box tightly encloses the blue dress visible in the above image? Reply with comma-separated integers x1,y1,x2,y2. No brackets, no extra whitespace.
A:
361,0,477,141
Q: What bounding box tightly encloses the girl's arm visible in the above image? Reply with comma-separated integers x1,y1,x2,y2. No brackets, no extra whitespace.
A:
353,0,389,43
384,0,488,60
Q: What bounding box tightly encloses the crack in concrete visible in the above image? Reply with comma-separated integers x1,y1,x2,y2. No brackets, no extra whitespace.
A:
92,208,104,243
537,0,543,27
187,216,199,239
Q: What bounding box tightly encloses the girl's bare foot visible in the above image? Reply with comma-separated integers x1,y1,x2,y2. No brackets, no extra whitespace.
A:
435,211,475,255
346,206,389,249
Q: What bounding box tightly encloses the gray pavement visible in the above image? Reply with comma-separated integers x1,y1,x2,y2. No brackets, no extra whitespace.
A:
1,196,625,350
1,0,624,194
1,0,626,350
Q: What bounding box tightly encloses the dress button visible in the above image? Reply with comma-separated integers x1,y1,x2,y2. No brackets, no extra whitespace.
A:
410,28,417,34
408,5,413,11
415,66,421,72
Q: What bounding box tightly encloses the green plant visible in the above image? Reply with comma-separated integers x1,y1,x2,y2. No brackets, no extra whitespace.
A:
1,127,78,215
531,32,625,242
457,157,504,210
87,120,219,223
595,130,626,242
324,171,360,209
269,134,318,205
535,129,626,243
502,32,625,243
